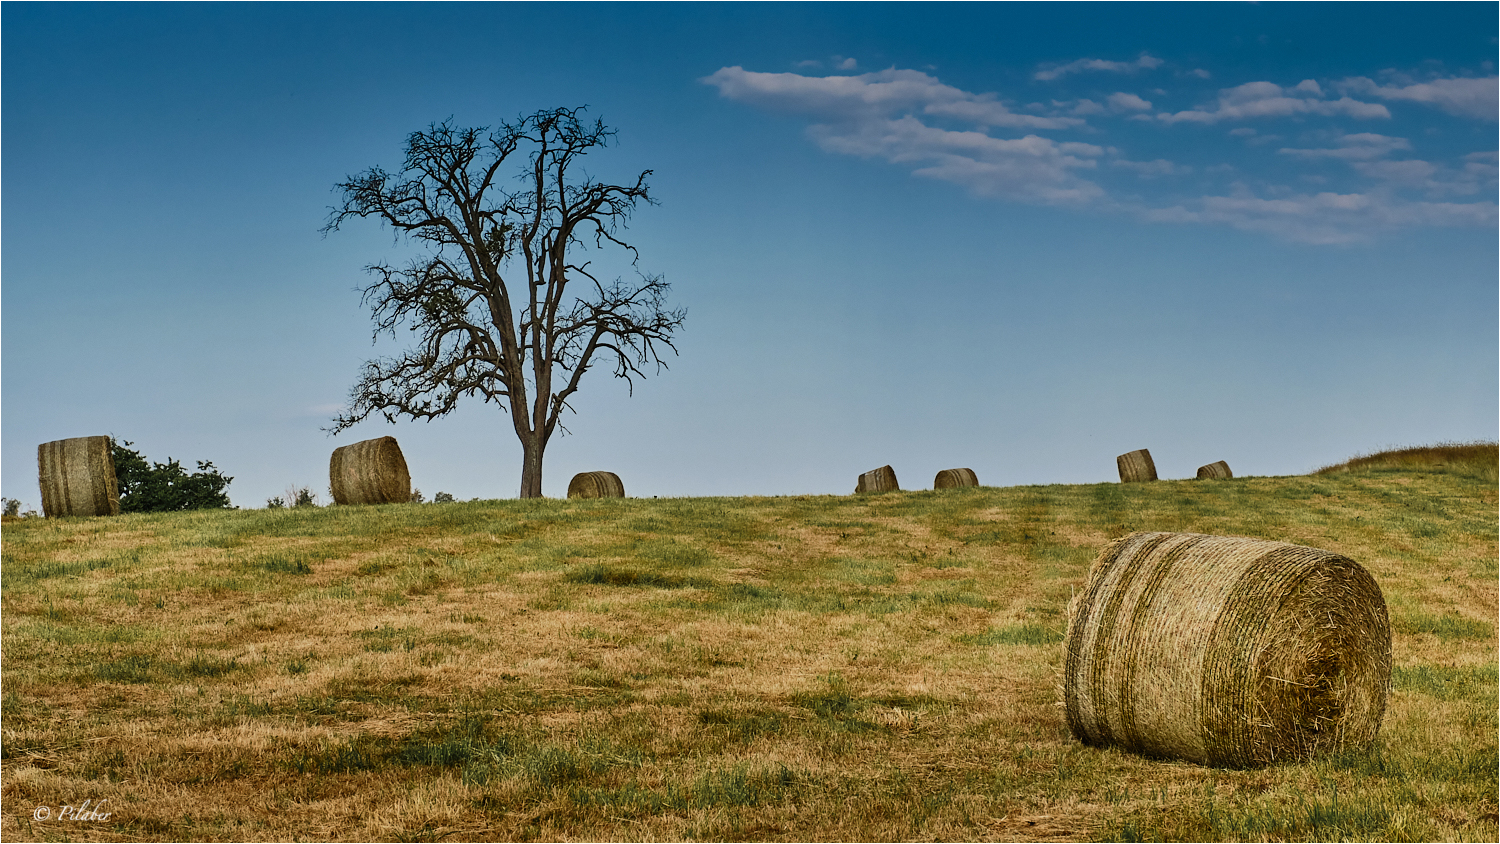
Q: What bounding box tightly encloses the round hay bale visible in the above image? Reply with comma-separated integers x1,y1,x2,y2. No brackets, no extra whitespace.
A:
568,471,624,499
934,468,979,489
855,465,899,494
1196,460,1233,480
1064,532,1391,768
329,436,411,505
37,436,120,518
1117,449,1158,483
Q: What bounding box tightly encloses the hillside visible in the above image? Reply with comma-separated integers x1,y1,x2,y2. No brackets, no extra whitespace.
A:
2,458,1495,841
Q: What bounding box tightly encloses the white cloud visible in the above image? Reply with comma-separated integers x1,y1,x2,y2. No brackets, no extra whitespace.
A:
705,64,1497,242
1034,53,1163,82
702,66,1103,205
1337,75,1499,120
1357,157,1497,198
835,56,858,71
809,116,1106,204
1189,68,1211,80
1351,159,1438,183
702,66,1079,129
1111,158,1190,178
1107,92,1153,111
1278,133,1412,160
1277,135,1493,197
1156,80,1390,124
1155,185,1497,244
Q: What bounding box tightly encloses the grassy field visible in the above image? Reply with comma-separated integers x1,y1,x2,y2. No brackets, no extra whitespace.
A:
2,447,1495,842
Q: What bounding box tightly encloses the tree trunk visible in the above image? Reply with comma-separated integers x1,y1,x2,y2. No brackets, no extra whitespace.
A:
519,436,545,498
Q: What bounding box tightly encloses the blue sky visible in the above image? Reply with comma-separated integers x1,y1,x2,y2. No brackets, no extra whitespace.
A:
3,2,1496,507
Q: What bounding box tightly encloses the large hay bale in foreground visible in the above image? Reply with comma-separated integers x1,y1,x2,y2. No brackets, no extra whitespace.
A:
934,468,979,489
855,465,899,493
37,436,120,518
1064,532,1391,768
1196,460,1233,480
568,471,624,499
329,436,411,505
1117,449,1158,483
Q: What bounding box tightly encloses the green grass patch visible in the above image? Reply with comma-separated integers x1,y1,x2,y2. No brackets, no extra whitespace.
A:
960,622,1064,646
564,563,709,589
1393,609,1493,641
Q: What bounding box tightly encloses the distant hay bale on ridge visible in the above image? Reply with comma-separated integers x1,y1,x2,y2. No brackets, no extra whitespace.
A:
855,465,899,494
1117,449,1158,483
37,436,120,518
1197,460,1233,480
568,471,624,499
329,436,411,505
1064,531,1391,768
934,468,978,489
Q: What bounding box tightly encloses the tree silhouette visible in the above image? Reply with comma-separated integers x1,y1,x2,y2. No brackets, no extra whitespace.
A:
325,108,684,498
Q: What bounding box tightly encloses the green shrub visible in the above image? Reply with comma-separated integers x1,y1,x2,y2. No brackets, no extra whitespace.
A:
111,438,233,512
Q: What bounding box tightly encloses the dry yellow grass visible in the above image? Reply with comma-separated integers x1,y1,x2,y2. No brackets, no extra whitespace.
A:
1,455,1495,841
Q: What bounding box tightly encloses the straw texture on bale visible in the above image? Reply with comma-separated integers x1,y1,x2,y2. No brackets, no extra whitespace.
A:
1117,449,1158,483
37,436,120,518
934,468,979,489
1196,460,1233,480
855,465,899,494
1064,532,1391,769
329,436,411,505
568,471,625,499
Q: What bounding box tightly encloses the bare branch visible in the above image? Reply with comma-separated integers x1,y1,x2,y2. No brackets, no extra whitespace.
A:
324,108,684,497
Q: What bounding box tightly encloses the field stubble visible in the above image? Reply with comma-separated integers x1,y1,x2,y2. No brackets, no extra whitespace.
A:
1,454,1495,841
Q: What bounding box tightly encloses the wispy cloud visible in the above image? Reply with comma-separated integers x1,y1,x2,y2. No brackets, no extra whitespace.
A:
702,66,1077,129
1107,92,1153,112
1336,75,1499,120
1278,133,1412,160
1054,92,1152,116
1144,186,1497,244
1157,80,1389,124
704,64,1497,243
1112,158,1190,178
702,66,1102,204
1277,134,1495,197
1034,53,1163,82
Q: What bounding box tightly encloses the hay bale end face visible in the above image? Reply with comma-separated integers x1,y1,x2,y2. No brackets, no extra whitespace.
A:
1117,449,1158,483
1064,532,1391,768
934,468,979,489
855,465,899,494
37,436,120,518
329,436,412,505
568,471,624,499
1196,460,1233,480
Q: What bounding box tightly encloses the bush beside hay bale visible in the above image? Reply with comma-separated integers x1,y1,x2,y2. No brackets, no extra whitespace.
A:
1117,449,1158,483
568,471,624,499
37,436,120,518
1196,460,1233,480
329,436,411,505
855,465,899,494
1064,531,1391,768
934,468,979,489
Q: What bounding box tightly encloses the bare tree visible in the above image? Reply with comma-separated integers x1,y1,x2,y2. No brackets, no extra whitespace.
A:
324,107,684,498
